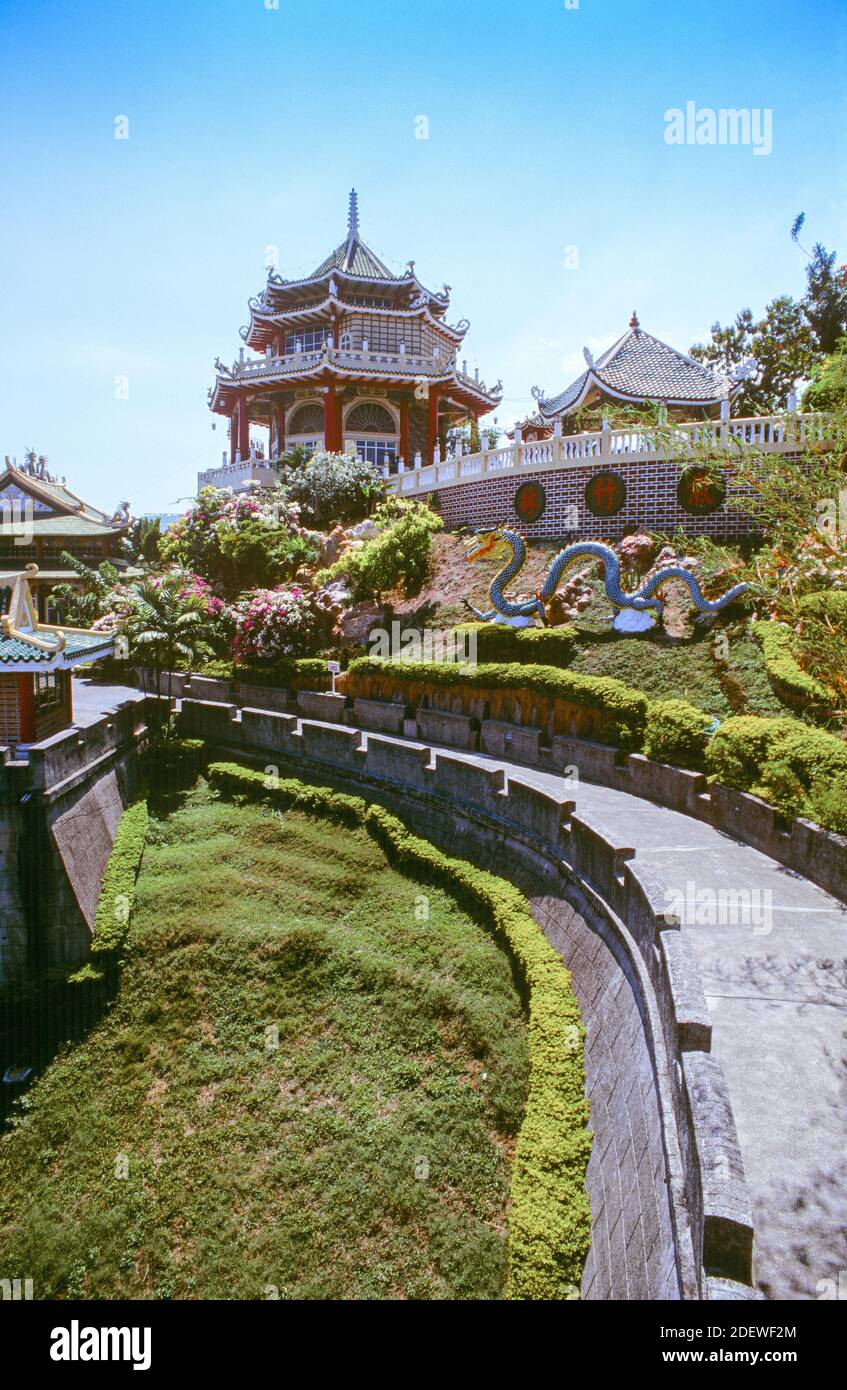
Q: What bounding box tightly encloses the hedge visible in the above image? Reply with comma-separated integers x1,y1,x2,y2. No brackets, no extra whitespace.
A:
67,801,149,983
207,761,592,1299
752,621,832,707
643,699,713,771
196,657,332,691
342,657,649,750
706,716,847,834
451,622,579,669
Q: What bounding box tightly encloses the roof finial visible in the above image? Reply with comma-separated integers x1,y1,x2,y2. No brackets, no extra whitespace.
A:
629,310,640,329
348,188,359,237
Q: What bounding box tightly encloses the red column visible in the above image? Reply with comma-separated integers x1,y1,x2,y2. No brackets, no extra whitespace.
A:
324,385,342,452
399,398,410,465
427,387,440,462
238,396,250,460
18,674,35,743
230,410,237,464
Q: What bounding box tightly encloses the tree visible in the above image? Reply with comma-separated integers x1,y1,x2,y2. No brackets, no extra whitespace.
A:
803,337,847,412
690,297,815,414
803,243,847,355
125,576,213,714
125,516,162,565
50,553,122,627
283,450,384,527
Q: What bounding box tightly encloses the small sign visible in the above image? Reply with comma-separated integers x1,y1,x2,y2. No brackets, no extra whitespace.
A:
677,467,725,515
585,471,626,517
327,661,341,674
514,480,546,523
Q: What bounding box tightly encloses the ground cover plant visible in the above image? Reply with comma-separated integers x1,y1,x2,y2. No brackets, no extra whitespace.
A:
0,786,546,1300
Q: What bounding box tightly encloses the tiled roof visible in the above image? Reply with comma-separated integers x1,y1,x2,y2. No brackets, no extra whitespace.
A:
540,324,730,417
27,515,118,537
0,631,115,665
310,234,398,282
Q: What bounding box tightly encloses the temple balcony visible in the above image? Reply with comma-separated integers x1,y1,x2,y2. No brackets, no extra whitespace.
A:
197,456,280,493
223,343,460,383
387,410,837,496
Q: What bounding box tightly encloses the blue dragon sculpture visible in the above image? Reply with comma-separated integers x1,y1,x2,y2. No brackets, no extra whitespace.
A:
464,528,749,632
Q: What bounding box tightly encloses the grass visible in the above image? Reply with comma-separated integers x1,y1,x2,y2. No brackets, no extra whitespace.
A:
0,786,530,1301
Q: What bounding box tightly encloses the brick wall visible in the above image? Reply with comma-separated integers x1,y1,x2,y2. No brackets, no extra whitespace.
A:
432,456,794,540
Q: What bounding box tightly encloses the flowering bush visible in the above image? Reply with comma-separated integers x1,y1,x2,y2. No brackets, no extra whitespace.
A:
160,486,311,595
232,586,334,661
284,451,384,527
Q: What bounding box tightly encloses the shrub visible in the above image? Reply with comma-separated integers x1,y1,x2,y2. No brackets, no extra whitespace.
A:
87,802,149,968
343,657,649,749
706,715,847,831
317,499,442,600
231,586,333,661
195,656,332,691
752,620,832,706
284,450,384,526
160,486,306,595
452,622,578,668
797,591,847,625
206,762,592,1298
643,699,713,770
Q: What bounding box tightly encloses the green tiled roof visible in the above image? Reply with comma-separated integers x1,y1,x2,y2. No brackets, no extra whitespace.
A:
310,235,398,282
0,631,115,665
27,516,118,537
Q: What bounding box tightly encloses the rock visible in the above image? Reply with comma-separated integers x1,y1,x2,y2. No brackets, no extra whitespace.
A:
348,519,378,541
617,533,657,572
319,524,349,567
335,601,385,647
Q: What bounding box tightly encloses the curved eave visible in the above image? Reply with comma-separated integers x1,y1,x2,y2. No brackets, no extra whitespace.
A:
210,364,501,416
246,298,467,351
538,369,735,419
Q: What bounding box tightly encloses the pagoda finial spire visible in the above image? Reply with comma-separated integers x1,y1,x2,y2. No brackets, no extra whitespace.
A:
629,310,640,329
348,188,359,237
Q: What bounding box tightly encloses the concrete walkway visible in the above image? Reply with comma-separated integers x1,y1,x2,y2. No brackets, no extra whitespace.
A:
403,738,847,1300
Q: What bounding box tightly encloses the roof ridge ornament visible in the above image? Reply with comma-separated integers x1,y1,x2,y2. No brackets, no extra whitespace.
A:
629,310,640,329
583,347,594,368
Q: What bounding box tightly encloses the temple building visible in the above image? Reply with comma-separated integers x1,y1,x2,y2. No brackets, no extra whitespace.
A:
0,566,116,747
532,314,735,432
205,191,502,483
0,456,129,619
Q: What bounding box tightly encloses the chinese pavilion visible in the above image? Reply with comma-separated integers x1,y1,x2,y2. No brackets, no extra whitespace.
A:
532,313,735,432
207,191,502,472
0,456,129,619
0,566,116,747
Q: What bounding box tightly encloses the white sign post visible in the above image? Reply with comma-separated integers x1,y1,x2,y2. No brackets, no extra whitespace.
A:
327,660,341,694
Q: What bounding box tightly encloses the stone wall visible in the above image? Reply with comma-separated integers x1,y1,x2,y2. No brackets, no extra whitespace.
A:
0,699,147,984
177,696,758,1299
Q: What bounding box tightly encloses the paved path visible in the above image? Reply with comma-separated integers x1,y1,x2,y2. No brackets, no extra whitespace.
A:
71,675,144,728
406,739,847,1300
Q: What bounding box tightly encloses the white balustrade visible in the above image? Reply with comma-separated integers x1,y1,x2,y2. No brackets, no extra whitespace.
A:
384,413,836,497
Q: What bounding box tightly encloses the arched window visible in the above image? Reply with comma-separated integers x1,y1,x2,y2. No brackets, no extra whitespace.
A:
345,402,397,434
344,400,400,472
287,403,325,436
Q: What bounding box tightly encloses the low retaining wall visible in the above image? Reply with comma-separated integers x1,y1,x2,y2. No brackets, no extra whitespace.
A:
177,695,758,1299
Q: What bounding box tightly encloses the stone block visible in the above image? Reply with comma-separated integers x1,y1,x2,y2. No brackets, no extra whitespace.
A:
432,753,505,815
297,690,348,724
416,708,478,750
480,719,542,763
682,1051,754,1285
299,721,363,771
506,777,573,849
353,698,407,735
365,735,432,790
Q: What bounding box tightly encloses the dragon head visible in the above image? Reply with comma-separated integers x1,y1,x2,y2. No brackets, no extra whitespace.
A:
464,526,513,565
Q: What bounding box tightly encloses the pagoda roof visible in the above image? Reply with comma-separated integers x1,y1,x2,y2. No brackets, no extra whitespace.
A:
242,191,452,349
536,315,735,418
0,462,127,533
0,566,116,670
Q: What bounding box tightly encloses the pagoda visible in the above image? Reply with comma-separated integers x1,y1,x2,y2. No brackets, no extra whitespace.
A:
0,455,129,619
533,314,735,432
207,191,502,474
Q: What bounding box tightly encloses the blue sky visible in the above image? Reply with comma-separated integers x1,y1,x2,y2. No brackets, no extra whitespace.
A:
1,0,845,513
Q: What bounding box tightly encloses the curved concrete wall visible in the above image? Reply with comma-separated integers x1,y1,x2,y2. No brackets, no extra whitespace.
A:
175,694,759,1300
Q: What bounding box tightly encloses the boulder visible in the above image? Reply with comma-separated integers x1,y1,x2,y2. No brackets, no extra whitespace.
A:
319,524,349,567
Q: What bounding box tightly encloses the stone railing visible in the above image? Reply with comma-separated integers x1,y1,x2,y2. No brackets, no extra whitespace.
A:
197,457,280,492
388,411,837,496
